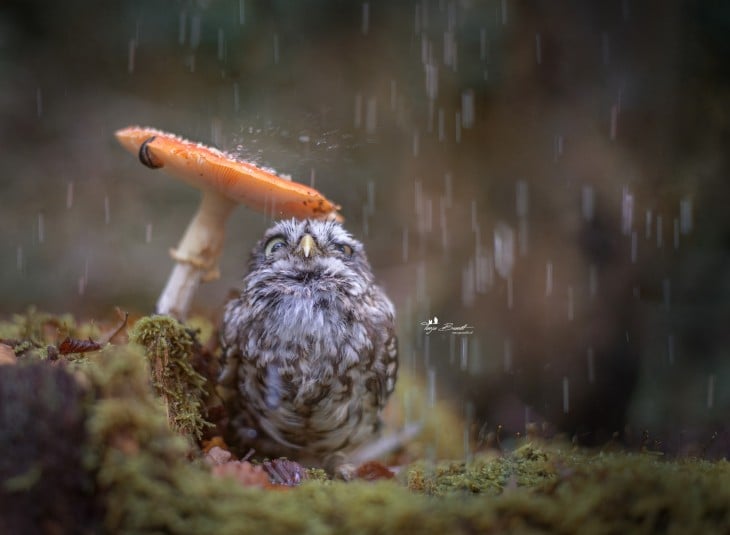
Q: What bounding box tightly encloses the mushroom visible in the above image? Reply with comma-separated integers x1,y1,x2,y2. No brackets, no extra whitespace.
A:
115,126,342,320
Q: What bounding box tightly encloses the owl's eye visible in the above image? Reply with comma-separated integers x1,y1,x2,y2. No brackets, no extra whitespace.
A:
264,236,287,257
334,243,353,257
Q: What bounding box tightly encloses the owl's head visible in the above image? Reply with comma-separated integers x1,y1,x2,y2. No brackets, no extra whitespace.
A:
244,219,374,294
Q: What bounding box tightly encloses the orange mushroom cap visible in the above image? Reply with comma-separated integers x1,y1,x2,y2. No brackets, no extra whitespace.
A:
115,126,342,222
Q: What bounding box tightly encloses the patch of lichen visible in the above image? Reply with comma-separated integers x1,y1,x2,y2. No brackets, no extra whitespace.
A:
128,315,212,440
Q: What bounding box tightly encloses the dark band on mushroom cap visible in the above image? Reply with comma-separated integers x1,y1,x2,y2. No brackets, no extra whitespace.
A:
139,136,164,169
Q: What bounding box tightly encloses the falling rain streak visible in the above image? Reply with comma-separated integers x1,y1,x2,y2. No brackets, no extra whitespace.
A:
272,33,280,64
562,377,570,413
545,261,553,296
104,196,111,225
145,223,153,243
66,182,74,209
361,3,370,35
37,213,44,243
36,88,43,117
707,375,715,410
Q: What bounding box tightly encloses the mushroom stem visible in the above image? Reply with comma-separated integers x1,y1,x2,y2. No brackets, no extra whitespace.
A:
156,190,236,319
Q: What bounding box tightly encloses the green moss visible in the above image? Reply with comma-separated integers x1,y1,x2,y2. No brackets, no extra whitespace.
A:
2,312,729,533
127,315,212,440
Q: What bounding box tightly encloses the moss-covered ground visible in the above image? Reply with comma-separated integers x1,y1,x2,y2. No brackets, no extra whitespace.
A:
1,311,728,534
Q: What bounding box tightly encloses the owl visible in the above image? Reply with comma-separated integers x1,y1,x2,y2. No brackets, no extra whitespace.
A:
219,219,398,472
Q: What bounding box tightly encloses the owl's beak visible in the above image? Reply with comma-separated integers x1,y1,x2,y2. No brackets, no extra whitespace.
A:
297,233,318,258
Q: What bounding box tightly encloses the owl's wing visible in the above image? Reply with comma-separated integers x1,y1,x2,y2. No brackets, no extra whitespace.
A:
370,330,398,411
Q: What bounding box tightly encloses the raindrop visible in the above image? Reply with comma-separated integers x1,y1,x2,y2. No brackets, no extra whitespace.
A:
413,129,420,156
462,260,475,307
438,108,445,141
621,186,633,234
480,28,488,61
127,38,136,74
36,87,43,117
622,0,630,21
518,217,528,256
354,93,362,128
588,264,598,298
414,3,421,34
535,33,542,65
444,30,455,67
309,168,315,187
516,180,528,217
178,11,186,45
553,134,564,162
449,333,456,364
506,276,514,310
425,63,438,100
402,227,409,262
211,117,223,147
662,277,671,309
361,2,370,35
37,213,45,243
545,261,553,296
365,97,377,134
680,198,692,234
460,336,469,371
500,0,508,25
707,374,715,409
190,14,202,49
667,334,675,365
217,28,225,61
423,332,430,367
233,82,240,112
366,181,375,214
104,195,111,225
427,367,436,407
66,181,74,209
503,338,512,373
630,231,637,263
362,205,369,237
493,222,515,279
562,377,570,413
645,209,652,239
16,246,23,271
673,218,680,250
581,185,594,221
656,215,663,248
272,33,280,64
145,223,153,243
587,347,595,383
464,401,474,462
610,104,619,140
416,261,427,304
239,0,245,25
567,286,574,321
455,111,461,142
444,173,452,208
461,90,475,129
475,248,492,293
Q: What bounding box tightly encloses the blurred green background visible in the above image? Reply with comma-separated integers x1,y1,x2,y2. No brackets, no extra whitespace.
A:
1,0,728,454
